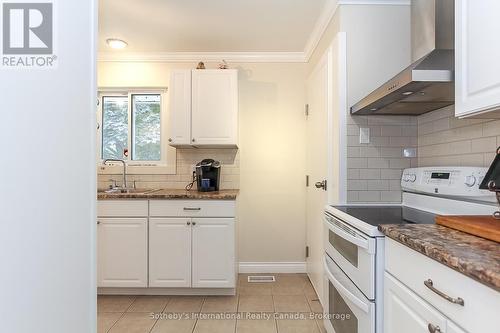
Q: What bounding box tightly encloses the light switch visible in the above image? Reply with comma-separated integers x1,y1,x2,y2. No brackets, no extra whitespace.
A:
359,127,370,144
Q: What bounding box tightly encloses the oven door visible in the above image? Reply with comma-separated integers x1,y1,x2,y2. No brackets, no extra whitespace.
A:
324,254,375,333
324,212,377,299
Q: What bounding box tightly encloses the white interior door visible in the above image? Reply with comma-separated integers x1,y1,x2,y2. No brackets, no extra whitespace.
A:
306,50,330,304
306,33,347,305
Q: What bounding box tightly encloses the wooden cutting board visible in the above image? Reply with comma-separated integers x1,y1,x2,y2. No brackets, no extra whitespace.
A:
435,215,500,243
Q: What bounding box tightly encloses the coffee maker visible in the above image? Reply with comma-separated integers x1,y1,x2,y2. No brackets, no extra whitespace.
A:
195,159,221,192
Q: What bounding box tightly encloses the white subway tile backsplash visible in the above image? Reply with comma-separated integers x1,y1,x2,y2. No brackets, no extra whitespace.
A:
359,169,381,180
471,137,497,153
418,106,499,168
381,126,403,137
367,180,389,191
359,146,381,158
347,113,417,204
348,169,360,179
98,149,240,190
380,191,402,203
358,191,381,202
381,169,403,180
380,147,403,158
348,180,368,191
348,158,368,168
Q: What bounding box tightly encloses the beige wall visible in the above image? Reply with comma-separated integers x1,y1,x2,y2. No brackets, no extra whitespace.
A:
98,61,308,263
418,106,500,167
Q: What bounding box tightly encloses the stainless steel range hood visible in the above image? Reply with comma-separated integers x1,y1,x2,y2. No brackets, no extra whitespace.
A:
351,0,455,116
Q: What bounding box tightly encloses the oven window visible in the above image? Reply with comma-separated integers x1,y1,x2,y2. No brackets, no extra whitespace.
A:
329,230,358,267
329,281,358,333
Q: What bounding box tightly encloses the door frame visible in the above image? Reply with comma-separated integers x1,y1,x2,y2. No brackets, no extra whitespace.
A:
305,32,348,306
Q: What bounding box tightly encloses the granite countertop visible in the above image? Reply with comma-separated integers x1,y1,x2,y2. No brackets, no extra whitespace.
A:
379,224,500,291
97,189,239,200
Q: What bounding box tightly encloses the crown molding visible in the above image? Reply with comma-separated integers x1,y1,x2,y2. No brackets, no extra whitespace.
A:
98,51,307,63
303,0,340,61
97,0,410,64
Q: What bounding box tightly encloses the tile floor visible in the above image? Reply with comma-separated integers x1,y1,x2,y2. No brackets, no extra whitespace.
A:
98,273,326,333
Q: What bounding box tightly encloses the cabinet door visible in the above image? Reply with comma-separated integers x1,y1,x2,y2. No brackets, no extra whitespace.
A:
456,0,500,117
384,272,447,333
448,322,467,333
97,218,148,288
168,70,192,146
149,218,192,288
192,218,235,288
191,69,238,146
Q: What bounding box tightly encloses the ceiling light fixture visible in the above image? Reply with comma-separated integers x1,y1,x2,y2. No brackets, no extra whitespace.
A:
402,91,414,96
106,38,128,49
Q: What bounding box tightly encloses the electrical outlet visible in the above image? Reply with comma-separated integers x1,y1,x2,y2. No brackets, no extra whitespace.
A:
403,148,417,158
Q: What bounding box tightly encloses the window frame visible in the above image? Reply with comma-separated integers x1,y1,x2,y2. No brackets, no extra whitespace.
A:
97,88,176,175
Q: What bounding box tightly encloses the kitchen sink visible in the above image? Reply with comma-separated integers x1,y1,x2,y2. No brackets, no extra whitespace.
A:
98,188,162,195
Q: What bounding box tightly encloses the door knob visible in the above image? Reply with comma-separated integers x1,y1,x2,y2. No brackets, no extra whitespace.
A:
428,324,441,333
315,180,327,191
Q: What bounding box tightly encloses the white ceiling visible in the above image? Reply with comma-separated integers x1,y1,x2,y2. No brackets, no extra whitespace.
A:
99,0,328,54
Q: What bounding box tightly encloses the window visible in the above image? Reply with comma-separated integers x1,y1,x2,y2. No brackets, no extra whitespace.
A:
97,89,176,174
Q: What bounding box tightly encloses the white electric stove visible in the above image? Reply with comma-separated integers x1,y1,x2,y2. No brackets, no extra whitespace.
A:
322,167,497,333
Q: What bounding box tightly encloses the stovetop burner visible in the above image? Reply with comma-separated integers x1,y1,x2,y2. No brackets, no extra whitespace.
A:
332,205,436,227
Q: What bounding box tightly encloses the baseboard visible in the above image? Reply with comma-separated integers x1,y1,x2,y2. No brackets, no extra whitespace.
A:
238,262,307,274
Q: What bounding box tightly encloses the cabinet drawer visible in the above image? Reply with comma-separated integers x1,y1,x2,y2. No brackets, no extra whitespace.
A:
149,200,235,217
385,238,500,333
97,200,148,217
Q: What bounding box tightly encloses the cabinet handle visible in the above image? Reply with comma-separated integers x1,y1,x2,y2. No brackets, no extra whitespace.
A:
424,279,464,306
428,324,441,333
168,138,173,142
192,138,196,142
97,221,101,225
187,222,191,226
192,222,197,226
183,207,201,211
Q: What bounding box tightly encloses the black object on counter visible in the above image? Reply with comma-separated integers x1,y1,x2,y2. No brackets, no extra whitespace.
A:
480,147,500,218
195,159,221,192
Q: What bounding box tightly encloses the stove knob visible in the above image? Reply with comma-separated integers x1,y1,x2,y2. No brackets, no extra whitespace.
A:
409,174,417,182
464,175,476,187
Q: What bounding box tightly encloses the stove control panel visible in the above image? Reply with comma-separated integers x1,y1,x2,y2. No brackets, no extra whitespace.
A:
401,167,493,198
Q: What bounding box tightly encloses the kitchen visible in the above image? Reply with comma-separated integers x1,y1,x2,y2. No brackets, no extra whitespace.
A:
2,1,499,333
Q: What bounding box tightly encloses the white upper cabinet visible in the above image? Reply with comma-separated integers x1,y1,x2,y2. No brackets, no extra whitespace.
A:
168,69,238,147
191,70,238,146
168,70,192,146
455,0,500,117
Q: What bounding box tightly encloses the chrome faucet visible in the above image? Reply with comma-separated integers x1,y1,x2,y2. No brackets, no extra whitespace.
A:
103,159,127,189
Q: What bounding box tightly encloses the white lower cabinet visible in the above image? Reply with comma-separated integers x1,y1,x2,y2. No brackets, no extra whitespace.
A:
97,200,237,291
384,239,500,333
385,272,447,333
97,218,148,288
192,218,235,288
149,218,192,288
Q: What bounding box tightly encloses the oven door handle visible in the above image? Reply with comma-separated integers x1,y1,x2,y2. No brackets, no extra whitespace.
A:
324,217,372,252
324,256,370,313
